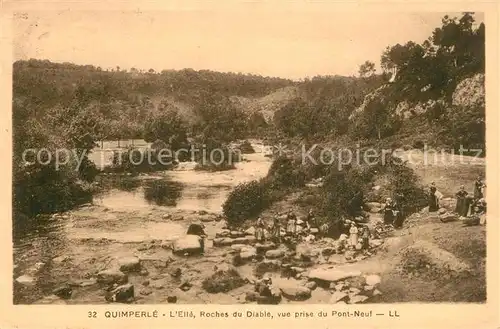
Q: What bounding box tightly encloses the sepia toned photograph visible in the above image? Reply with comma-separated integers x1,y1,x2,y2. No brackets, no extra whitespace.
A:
10,8,488,307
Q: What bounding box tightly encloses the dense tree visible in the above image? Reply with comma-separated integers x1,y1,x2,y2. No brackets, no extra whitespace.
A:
358,61,376,78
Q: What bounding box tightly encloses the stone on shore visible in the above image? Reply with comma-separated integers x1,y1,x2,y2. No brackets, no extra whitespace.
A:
279,282,311,301
96,269,128,285
118,256,141,272
307,268,362,283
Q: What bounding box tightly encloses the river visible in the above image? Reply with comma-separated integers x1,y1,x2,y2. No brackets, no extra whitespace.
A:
13,140,273,304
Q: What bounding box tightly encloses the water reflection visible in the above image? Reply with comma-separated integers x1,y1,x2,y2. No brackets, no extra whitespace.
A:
97,175,141,192
143,179,183,207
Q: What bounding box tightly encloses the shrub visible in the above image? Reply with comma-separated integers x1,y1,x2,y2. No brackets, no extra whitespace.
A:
13,160,93,217
267,156,306,189
193,140,240,172
222,180,270,226
238,140,256,154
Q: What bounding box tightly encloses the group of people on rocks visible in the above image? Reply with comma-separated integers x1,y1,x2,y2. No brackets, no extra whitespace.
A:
254,206,375,253
428,175,487,224
254,209,317,244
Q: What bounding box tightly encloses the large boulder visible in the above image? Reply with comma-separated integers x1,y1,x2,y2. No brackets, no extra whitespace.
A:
232,236,256,245
255,242,276,253
15,275,36,286
201,264,246,293
215,229,231,238
254,260,282,277
307,268,362,283
278,282,311,301
106,283,135,303
330,290,348,303
118,256,141,272
172,235,202,255
244,227,256,236
213,238,233,247
96,269,128,285
240,247,257,261
348,294,369,304
265,249,285,259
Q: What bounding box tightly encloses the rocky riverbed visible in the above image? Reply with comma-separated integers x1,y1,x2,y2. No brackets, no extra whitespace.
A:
13,202,390,305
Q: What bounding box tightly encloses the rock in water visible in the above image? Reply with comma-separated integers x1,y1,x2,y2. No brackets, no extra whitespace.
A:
364,274,381,286
279,282,311,301
53,284,73,299
305,281,317,290
96,269,128,285
307,268,362,283
244,227,256,236
172,235,202,255
348,295,368,304
330,291,348,303
215,229,231,238
118,256,141,272
265,249,285,259
167,295,177,303
369,239,383,248
107,284,134,303
255,242,276,253
240,247,257,261
15,275,35,285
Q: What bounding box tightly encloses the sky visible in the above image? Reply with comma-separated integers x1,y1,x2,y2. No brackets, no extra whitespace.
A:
12,9,484,80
